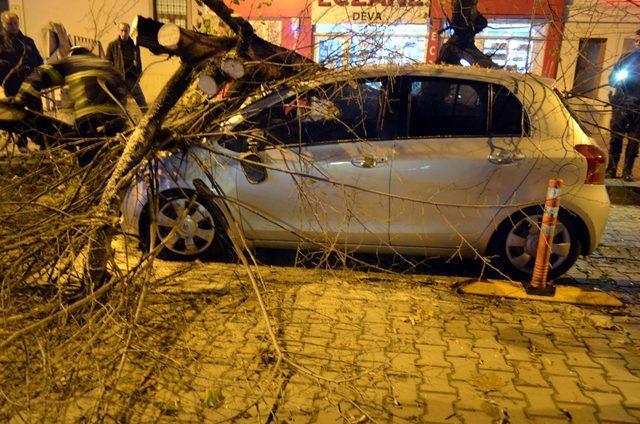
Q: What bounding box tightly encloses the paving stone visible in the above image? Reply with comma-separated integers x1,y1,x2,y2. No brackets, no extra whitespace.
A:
571,366,620,393
418,366,456,395
416,344,450,368
470,330,502,350
494,398,531,424
496,324,530,343
593,357,640,382
586,391,639,423
416,327,447,346
443,320,473,339
540,354,576,377
548,375,595,404
389,352,419,372
421,393,460,423
504,342,536,362
607,380,640,409
513,361,549,387
558,346,601,368
456,410,500,424
448,356,480,381
526,333,562,354
584,337,623,358
449,380,494,411
613,348,640,371
555,403,599,424
474,347,512,371
517,386,564,418
446,338,479,358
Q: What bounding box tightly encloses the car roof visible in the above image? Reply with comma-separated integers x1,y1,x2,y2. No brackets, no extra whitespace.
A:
298,63,555,89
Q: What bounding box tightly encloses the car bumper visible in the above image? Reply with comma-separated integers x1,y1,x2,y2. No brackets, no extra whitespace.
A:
563,184,610,254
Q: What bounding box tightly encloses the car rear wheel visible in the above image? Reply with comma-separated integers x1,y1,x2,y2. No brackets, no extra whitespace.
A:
141,189,226,261
490,209,582,281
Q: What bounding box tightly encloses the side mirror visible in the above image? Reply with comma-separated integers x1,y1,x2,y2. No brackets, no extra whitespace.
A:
240,152,267,184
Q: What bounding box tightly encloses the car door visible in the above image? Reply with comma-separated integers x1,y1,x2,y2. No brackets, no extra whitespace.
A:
231,95,309,243
389,76,533,249
235,77,398,248
295,78,398,247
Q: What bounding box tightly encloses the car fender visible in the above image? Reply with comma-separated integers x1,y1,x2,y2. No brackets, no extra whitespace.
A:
120,147,244,250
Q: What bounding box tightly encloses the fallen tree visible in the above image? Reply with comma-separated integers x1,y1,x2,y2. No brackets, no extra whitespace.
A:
46,0,321,297
436,0,499,68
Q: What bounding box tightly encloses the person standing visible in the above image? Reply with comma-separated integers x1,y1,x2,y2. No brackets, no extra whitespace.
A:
106,22,147,112
606,29,640,182
0,11,43,97
10,46,130,166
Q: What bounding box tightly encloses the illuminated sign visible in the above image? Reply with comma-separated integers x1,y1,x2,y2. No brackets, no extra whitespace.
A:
317,0,425,5
313,0,429,24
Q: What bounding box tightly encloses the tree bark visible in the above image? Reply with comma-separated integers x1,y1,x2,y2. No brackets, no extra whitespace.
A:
56,64,196,294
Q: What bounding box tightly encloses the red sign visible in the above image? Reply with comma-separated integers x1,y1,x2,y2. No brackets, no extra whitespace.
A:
317,0,425,6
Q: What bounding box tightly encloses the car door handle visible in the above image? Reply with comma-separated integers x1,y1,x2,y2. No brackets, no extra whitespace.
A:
351,155,387,168
488,151,525,165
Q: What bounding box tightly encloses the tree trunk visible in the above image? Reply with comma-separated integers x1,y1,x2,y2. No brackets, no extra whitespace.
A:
56,64,195,295
436,0,498,68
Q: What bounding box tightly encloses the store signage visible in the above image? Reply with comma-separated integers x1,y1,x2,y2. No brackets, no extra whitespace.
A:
313,0,429,24
317,0,425,5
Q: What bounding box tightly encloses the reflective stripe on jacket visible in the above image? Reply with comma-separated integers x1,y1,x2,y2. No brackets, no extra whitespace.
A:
15,54,128,120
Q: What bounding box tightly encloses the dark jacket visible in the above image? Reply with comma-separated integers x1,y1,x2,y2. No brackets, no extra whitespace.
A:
0,30,43,96
15,53,128,121
105,37,142,83
610,48,640,104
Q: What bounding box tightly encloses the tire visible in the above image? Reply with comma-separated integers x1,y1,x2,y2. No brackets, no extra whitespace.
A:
489,208,582,281
140,189,227,261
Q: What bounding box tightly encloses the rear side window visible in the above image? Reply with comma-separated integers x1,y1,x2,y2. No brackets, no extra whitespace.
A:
491,84,530,136
406,78,488,137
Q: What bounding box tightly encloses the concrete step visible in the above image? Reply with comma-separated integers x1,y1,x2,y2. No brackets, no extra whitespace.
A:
606,178,640,205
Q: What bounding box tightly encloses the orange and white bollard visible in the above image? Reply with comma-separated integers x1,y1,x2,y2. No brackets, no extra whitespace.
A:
527,178,564,296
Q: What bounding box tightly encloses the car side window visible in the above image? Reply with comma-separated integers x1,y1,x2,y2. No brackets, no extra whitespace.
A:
491,84,530,136
406,78,489,137
230,78,391,149
299,79,387,144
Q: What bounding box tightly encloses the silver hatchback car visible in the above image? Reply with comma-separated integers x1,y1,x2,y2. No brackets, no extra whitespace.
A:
121,65,610,280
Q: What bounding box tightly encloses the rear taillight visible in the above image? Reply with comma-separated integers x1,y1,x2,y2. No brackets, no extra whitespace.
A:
574,144,608,184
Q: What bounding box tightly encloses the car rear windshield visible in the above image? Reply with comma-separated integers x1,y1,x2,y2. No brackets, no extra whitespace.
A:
553,88,593,137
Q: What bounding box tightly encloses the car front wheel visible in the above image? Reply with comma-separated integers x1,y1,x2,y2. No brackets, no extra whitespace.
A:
490,209,582,281
140,189,226,261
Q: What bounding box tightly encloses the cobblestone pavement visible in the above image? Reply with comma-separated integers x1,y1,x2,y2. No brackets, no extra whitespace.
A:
114,205,640,423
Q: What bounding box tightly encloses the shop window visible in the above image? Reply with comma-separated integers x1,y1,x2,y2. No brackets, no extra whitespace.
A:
406,78,488,137
572,38,607,98
491,84,530,136
446,20,546,73
315,23,428,68
154,0,188,28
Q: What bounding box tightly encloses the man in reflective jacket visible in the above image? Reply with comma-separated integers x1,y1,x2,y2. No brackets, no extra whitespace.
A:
606,29,640,181
13,46,129,165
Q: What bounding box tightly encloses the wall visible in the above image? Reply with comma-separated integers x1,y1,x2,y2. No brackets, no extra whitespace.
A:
16,0,180,101
558,0,640,135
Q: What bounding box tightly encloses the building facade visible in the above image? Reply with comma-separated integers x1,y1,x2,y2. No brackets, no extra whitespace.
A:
8,0,633,104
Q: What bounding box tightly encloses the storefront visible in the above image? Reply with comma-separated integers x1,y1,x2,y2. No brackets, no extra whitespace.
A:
225,0,313,58
311,1,430,67
429,0,565,78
